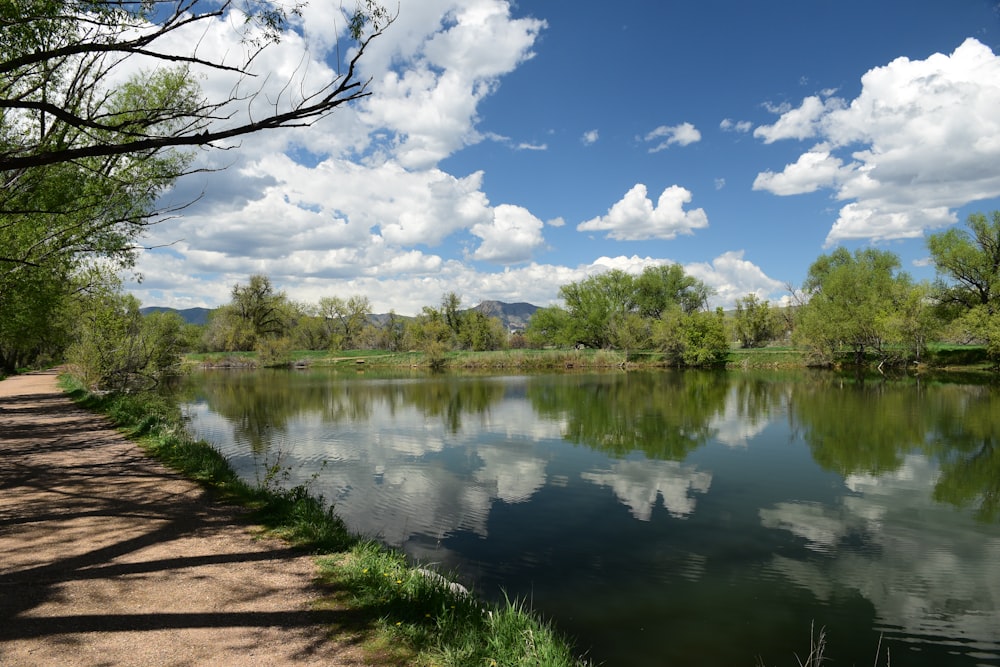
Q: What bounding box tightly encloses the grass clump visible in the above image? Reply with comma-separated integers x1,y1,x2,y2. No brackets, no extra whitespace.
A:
328,541,589,667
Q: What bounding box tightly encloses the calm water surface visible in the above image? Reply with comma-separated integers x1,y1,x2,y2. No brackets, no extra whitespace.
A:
177,369,1000,666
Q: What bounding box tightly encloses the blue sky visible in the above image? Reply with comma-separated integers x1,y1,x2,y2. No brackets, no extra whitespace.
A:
130,0,1000,314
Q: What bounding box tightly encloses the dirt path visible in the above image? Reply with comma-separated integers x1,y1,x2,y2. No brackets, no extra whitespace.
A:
0,370,372,666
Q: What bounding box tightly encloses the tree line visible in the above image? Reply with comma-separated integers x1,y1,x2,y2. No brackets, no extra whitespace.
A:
4,209,1000,390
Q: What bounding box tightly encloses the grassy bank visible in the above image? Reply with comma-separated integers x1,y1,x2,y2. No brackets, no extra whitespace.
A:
60,375,590,667
185,343,994,373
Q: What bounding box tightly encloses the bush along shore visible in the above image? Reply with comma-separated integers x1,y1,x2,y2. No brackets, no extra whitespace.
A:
60,376,590,667
186,343,995,374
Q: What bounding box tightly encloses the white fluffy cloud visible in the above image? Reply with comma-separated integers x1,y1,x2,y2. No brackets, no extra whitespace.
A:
643,122,702,152
470,204,546,263
753,38,1000,244
361,1,545,169
127,0,558,311
752,148,846,196
577,184,709,241
684,250,785,307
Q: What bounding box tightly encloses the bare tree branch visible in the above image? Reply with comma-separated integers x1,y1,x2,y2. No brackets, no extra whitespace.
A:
0,0,390,172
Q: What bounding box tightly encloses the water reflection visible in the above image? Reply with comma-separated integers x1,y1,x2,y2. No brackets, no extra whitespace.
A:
178,369,1000,667
529,371,730,460
761,454,1000,662
581,459,711,520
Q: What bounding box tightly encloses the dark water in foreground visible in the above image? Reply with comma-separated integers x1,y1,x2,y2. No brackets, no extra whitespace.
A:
177,369,1000,666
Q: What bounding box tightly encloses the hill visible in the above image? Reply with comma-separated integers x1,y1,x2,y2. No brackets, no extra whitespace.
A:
140,306,213,326
471,300,538,331
140,301,539,331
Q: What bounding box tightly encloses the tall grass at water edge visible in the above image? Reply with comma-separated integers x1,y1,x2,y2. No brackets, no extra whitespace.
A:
58,375,590,667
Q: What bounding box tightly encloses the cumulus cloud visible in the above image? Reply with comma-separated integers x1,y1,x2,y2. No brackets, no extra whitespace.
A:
362,1,546,169
577,184,709,241
471,204,546,263
753,95,844,144
752,147,847,195
683,250,785,307
581,129,600,145
130,0,560,308
643,122,702,152
753,38,1000,244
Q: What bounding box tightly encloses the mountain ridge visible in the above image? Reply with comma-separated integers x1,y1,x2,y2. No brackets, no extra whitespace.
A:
141,301,540,330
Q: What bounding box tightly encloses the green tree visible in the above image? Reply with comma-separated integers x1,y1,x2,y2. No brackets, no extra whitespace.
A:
525,306,573,348
795,247,915,366
203,275,292,353
608,312,651,365
559,269,637,348
0,260,70,372
0,69,195,370
882,280,940,362
405,306,454,368
634,264,711,317
66,276,184,391
651,306,729,367
288,302,329,351
1,0,388,372
927,211,1000,362
320,295,373,350
458,310,508,351
733,293,778,348
441,292,465,339
232,275,290,344
373,311,407,351
927,211,1000,315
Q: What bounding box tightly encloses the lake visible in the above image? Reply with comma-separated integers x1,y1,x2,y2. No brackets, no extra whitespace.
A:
176,368,1000,666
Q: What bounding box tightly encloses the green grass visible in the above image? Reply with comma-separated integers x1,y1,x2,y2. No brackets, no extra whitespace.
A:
726,347,809,368
924,343,991,367
329,541,587,667
183,342,996,374
59,374,589,667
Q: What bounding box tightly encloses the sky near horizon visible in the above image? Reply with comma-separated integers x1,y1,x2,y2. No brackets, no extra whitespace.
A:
129,0,1000,315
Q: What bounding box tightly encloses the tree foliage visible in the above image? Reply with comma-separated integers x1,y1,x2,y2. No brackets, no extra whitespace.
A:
927,211,1000,315
652,306,729,367
927,211,1000,362
203,274,293,356
320,294,373,350
634,264,710,318
526,266,724,366
795,247,937,366
733,293,778,349
524,305,573,348
404,293,508,357
66,274,184,391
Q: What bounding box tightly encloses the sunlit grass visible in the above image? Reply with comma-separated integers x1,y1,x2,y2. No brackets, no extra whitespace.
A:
327,541,590,667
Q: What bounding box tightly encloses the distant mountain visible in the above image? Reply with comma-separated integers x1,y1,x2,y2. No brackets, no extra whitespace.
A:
471,300,539,331
140,301,540,331
370,301,538,331
140,306,213,326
